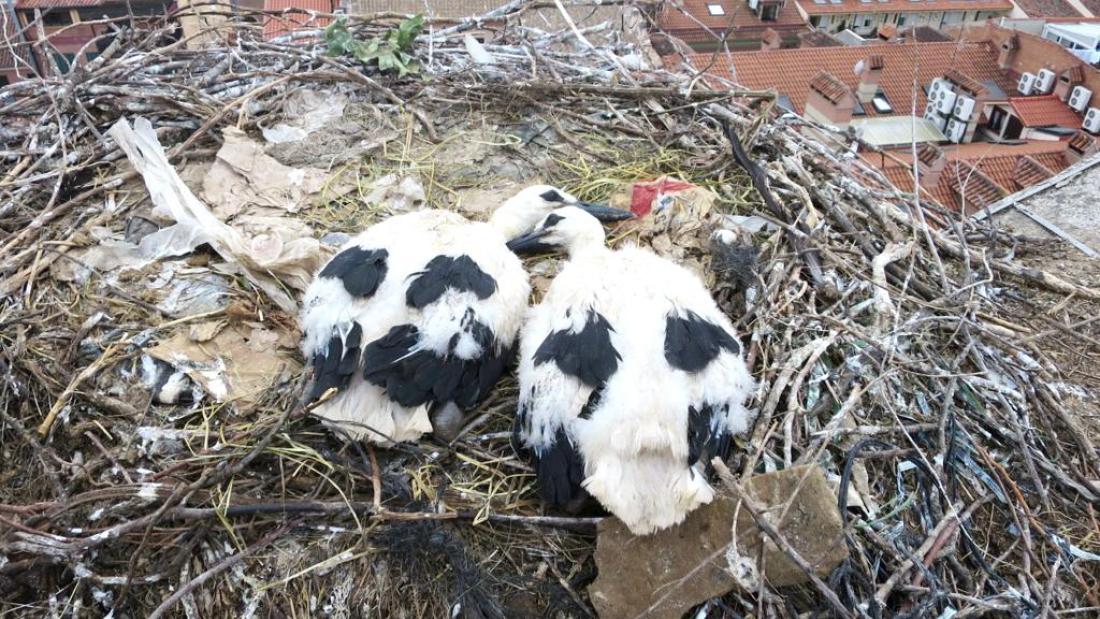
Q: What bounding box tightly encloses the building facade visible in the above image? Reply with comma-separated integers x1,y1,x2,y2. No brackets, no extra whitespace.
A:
795,0,1012,36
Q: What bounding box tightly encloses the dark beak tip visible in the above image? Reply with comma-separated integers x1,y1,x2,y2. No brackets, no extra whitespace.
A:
579,202,634,222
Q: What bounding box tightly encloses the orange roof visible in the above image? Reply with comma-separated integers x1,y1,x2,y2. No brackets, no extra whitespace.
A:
658,0,807,40
864,140,1071,212
695,41,1014,116
1012,0,1084,17
795,0,1012,16
1009,95,1082,128
1069,130,1097,154
263,0,335,40
810,71,850,103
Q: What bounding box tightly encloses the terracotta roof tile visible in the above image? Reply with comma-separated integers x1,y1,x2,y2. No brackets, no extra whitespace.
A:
1069,130,1097,154
916,143,942,166
795,0,1013,16
1011,0,1083,17
349,0,498,16
944,68,987,96
263,0,335,40
694,41,1014,116
865,140,1071,212
946,161,1006,212
1009,95,1082,128
657,0,807,37
897,25,953,43
15,0,113,8
1063,65,1085,85
809,70,849,103
799,29,841,47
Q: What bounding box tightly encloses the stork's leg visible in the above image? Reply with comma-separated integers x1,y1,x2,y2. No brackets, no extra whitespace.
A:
429,401,465,442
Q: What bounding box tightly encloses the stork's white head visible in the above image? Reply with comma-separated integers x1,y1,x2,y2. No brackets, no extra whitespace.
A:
506,206,607,257
489,185,631,241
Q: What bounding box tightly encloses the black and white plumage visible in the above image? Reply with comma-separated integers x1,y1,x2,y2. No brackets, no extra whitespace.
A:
509,207,756,535
300,186,631,444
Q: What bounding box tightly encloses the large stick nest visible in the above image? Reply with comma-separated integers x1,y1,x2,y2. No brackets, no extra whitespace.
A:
2,2,1099,617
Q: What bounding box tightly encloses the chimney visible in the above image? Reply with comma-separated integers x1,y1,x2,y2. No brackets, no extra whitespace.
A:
915,144,946,191
997,33,1018,70
856,55,884,103
1066,131,1098,164
805,71,855,128
1055,65,1084,102
761,28,781,51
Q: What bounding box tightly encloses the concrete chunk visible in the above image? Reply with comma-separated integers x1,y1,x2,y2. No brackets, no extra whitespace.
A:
588,465,848,619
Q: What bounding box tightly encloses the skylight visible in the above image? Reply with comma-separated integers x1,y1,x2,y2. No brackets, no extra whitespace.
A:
872,95,894,113
707,3,726,15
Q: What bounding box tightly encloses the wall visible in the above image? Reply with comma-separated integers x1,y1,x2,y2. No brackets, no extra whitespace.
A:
811,9,1006,35
17,3,169,74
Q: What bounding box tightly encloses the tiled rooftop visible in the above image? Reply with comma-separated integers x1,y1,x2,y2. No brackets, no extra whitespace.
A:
944,68,987,96
15,0,115,8
795,0,1013,16
657,0,807,40
1009,95,1083,128
799,29,841,47
263,0,335,40
350,0,498,17
1069,130,1097,154
1010,0,1084,17
810,71,849,103
693,41,1014,116
897,26,954,44
864,141,1071,212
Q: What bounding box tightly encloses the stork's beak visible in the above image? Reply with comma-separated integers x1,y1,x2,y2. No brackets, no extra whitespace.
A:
506,230,556,254
576,201,633,222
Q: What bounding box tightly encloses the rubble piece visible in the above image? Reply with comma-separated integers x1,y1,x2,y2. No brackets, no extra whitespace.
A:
589,465,846,619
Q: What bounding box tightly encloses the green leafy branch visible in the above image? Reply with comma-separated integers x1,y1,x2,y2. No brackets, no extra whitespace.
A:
324,15,424,77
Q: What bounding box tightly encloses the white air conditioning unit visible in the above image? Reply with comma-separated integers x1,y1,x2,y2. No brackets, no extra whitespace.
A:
924,109,947,131
1084,107,1100,133
930,78,952,98
749,0,760,9
945,118,966,143
953,95,976,121
1069,85,1092,112
936,90,957,114
1035,68,1056,94
1018,72,1036,95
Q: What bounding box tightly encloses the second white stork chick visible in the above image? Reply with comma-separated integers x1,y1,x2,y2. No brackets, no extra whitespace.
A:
508,207,756,535
300,186,631,444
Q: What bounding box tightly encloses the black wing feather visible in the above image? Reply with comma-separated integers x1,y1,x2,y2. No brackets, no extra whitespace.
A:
319,247,388,298
664,311,740,373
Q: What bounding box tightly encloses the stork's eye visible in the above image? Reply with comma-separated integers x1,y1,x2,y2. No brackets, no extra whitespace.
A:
539,189,564,203
543,213,564,228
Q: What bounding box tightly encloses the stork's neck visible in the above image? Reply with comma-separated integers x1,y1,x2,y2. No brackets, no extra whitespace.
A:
566,238,609,259
488,208,532,240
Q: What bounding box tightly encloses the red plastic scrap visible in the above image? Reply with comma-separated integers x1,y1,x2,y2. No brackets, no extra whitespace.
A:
629,176,697,217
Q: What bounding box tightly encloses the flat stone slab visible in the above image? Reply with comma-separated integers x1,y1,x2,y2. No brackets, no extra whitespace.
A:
589,465,848,619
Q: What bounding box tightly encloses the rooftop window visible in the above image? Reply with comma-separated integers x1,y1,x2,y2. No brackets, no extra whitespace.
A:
872,93,894,113
707,3,726,15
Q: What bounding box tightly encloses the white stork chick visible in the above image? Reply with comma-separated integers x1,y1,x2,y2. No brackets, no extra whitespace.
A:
300,186,632,444
508,207,756,535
